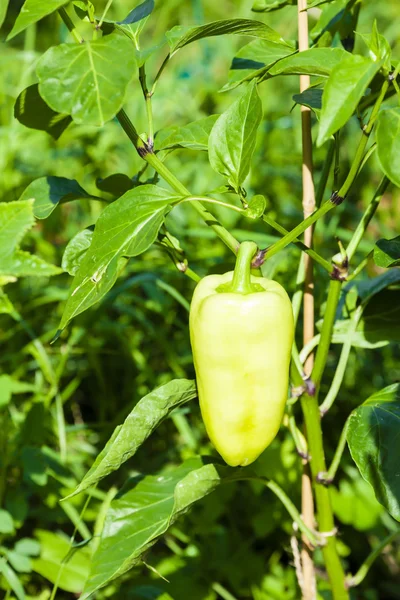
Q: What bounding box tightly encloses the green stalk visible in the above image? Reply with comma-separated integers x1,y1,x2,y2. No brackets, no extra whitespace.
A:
315,138,335,208
117,110,240,254
229,241,259,294
312,280,342,390
58,7,83,43
325,417,351,483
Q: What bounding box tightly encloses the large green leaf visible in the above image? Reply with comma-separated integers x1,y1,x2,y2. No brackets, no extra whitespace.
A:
376,108,400,188
208,81,262,191
374,236,400,268
64,379,197,500
156,115,219,151
166,19,290,56
0,201,62,278
19,176,94,219
14,84,72,140
58,185,180,330
7,0,67,40
266,47,347,79
317,54,383,145
31,530,91,593
0,0,10,29
36,34,136,127
347,384,400,520
82,459,235,599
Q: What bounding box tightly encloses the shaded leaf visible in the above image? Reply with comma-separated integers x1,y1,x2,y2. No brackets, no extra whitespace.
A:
355,269,400,302
82,458,234,598
156,115,218,152
331,468,383,531
31,530,90,593
14,84,72,140
19,176,93,219
36,34,136,127
292,88,323,117
59,185,181,330
208,81,262,191
117,0,154,25
374,236,400,268
62,228,94,276
347,384,400,520
252,0,296,11
166,19,290,56
376,108,400,188
64,379,197,500
96,173,135,196
317,54,382,145
7,0,67,40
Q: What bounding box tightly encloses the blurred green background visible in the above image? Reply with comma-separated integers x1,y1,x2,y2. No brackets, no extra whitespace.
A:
1,0,399,598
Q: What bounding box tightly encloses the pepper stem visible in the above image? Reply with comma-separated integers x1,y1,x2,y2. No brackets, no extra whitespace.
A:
230,241,259,294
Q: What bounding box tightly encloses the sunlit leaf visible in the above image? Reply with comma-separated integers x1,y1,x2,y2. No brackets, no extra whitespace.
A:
376,108,400,188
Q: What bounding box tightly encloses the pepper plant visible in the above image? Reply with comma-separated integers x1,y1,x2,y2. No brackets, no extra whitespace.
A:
1,0,400,599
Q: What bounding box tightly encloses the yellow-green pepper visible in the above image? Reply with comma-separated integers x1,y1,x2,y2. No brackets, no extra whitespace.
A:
189,241,294,467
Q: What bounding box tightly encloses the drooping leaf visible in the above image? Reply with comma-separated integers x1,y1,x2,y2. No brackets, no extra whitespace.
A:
252,0,296,12
61,228,94,276
36,34,136,127
0,201,62,278
166,19,290,56
208,81,262,191
374,236,400,268
19,176,93,219
7,0,68,40
96,173,135,196
31,530,90,593
156,115,218,151
317,54,383,145
347,384,400,520
14,84,72,140
64,379,197,500
82,459,236,598
58,185,181,330
376,108,400,188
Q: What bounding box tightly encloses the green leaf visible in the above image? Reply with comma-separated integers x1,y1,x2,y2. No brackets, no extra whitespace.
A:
6,551,32,574
0,200,62,278
317,54,383,146
0,289,14,315
14,538,41,557
252,0,296,12
376,108,400,188
64,379,197,500
0,559,25,600
62,228,94,276
208,81,262,191
96,173,135,196
0,374,14,407
310,0,357,42
82,458,234,598
14,84,72,140
0,509,15,534
156,115,219,152
36,34,136,127
59,185,180,330
245,195,267,219
292,88,323,117
166,19,290,56
222,38,295,91
374,236,400,268
19,176,93,219
0,0,10,30
267,47,347,79
31,530,90,593
347,384,400,520
7,0,68,40
331,468,383,531
117,0,154,25
358,20,391,74
355,269,400,302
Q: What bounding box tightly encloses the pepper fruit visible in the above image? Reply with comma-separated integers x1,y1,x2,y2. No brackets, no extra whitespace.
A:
189,241,294,467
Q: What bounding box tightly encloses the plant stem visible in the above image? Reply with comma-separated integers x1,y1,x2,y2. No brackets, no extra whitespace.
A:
262,214,332,272
58,7,84,43
116,110,240,253
319,305,363,415
346,529,400,588
346,177,389,261
229,241,258,294
315,139,335,208
347,250,372,282
311,279,342,391
325,417,351,482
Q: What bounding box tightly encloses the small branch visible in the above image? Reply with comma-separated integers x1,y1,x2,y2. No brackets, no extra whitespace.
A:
58,7,84,44
346,530,400,588
347,250,373,282
151,53,171,94
319,305,363,416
